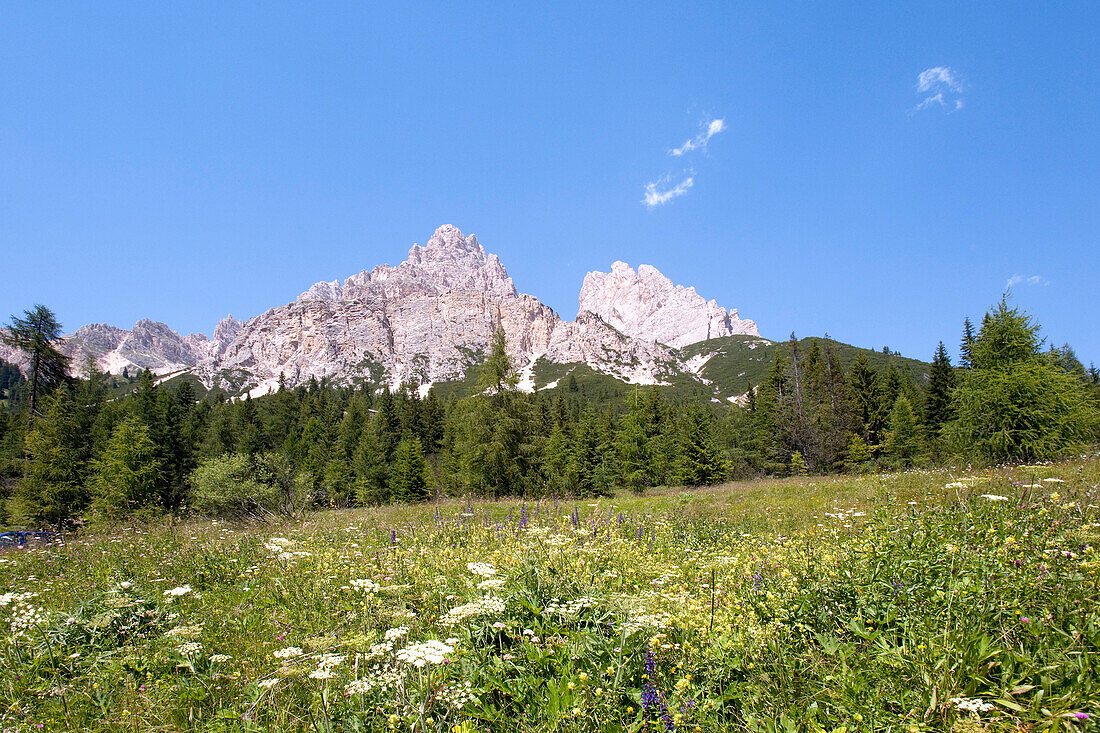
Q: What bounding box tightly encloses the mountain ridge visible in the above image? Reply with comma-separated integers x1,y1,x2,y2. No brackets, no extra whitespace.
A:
1,225,919,402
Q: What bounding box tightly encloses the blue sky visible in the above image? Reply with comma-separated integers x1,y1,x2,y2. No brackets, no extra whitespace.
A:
2,2,1098,365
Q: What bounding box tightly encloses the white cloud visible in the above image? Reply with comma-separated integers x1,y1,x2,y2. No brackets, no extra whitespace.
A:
670,118,725,156
918,66,962,94
643,176,694,208
1006,274,1049,288
914,66,964,113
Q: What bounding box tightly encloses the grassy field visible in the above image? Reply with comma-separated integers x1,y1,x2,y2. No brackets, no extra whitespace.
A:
1,460,1097,732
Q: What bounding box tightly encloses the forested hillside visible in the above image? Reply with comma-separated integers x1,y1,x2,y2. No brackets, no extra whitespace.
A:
1,299,1097,527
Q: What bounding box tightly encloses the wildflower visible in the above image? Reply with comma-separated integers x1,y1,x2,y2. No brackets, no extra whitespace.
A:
163,585,192,597
395,640,454,667
273,647,304,659
466,562,497,577
177,642,203,656
209,654,232,663
349,578,380,593
980,494,1009,501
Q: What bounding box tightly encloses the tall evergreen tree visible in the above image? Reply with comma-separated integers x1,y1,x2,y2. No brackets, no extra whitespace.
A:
677,402,729,486
90,416,162,518
390,436,432,502
2,305,70,419
959,317,976,369
847,353,879,444
18,386,93,525
883,394,922,468
923,342,955,442
946,298,1099,461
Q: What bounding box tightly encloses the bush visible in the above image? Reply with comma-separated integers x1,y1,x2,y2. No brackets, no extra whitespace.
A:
188,452,311,520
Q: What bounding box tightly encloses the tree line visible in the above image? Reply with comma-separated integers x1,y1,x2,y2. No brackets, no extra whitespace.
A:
1,298,1097,526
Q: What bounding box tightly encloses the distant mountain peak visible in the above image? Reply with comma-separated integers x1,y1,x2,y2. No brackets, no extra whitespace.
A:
4,225,764,399
579,261,758,348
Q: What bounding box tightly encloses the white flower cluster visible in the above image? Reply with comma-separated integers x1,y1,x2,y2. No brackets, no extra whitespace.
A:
0,591,35,607
544,535,572,547
177,641,203,656
309,653,345,680
436,680,476,709
363,627,408,660
209,654,232,663
349,578,380,593
263,537,294,553
980,494,1009,501
477,578,505,590
163,585,192,598
544,597,597,617
467,562,497,577
949,696,994,714
166,624,204,638
273,646,304,659
395,639,454,667
440,596,506,625
621,611,672,637
345,669,400,695
8,599,48,635
263,537,310,561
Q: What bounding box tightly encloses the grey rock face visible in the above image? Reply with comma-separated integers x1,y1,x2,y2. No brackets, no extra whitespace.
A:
579,261,758,348
3,225,760,393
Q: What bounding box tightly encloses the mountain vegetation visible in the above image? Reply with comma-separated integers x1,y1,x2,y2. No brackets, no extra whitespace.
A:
1,299,1096,526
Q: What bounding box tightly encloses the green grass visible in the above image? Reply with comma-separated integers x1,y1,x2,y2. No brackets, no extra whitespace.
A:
0,460,1097,731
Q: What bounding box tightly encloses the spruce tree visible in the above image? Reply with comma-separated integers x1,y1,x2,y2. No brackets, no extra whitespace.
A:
959,317,976,369
847,353,879,444
18,386,93,525
946,298,1099,461
390,436,432,502
677,402,729,486
883,394,922,468
90,416,162,518
923,342,955,445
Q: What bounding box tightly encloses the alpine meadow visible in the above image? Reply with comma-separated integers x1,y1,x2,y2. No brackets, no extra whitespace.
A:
2,3,1100,732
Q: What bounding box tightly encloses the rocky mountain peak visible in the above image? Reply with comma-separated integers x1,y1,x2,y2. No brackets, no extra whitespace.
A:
579,261,758,349
212,315,243,355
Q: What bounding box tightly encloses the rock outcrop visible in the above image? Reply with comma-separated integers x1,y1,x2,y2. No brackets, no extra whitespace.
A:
2,225,760,394
579,261,758,348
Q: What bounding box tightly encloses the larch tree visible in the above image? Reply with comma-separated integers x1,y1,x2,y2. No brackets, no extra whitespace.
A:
2,305,70,419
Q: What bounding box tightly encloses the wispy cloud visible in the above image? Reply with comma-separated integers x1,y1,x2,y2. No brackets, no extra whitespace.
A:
643,175,694,208
1006,274,1049,288
670,118,725,156
914,66,964,112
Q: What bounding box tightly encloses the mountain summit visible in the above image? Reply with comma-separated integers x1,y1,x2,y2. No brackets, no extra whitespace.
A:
579,261,758,348
1,225,764,398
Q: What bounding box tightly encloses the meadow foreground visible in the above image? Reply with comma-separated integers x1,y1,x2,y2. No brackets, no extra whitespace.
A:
1,461,1097,732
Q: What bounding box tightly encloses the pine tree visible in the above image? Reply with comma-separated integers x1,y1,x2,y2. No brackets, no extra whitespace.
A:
615,393,651,492
923,342,955,447
883,394,922,468
90,416,162,518
847,353,879,444
946,298,1099,461
17,386,93,525
390,436,431,502
353,416,390,504
2,305,70,419
959,317,976,369
842,434,872,473
677,402,729,486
